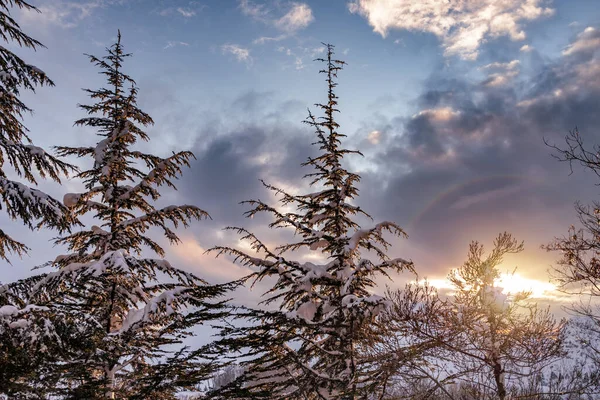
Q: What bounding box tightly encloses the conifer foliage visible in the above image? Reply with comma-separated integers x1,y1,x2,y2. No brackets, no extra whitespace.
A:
0,2,76,395
208,44,413,399
25,32,234,398
0,0,75,261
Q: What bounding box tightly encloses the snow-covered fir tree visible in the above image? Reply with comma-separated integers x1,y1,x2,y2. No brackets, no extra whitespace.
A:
0,1,78,395
0,0,75,261
207,44,413,400
22,32,236,399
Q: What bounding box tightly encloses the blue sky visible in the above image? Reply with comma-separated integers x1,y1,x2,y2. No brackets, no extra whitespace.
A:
2,0,600,308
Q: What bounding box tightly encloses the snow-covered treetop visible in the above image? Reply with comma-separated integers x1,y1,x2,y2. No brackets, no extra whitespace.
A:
213,44,413,312
53,31,208,261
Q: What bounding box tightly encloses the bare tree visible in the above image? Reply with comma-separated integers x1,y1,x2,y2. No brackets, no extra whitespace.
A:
376,233,563,400
544,127,600,396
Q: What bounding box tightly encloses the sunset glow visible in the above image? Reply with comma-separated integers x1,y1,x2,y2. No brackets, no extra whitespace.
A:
420,273,559,300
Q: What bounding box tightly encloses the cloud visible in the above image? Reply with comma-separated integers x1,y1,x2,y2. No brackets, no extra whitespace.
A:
520,44,534,52
480,60,521,87
239,0,314,37
275,45,325,70
253,35,287,44
367,130,382,144
177,7,196,17
171,236,249,283
351,25,600,278
563,27,600,57
159,5,204,18
412,107,460,122
222,44,253,64
164,41,190,50
239,0,270,21
18,0,104,28
274,3,314,33
348,0,554,60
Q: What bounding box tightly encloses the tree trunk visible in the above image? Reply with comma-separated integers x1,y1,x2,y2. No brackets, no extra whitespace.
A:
492,361,506,400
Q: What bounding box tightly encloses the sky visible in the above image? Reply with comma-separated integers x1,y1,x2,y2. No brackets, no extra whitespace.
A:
2,0,600,311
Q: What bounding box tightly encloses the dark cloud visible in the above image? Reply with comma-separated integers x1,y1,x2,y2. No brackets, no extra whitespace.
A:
352,25,600,277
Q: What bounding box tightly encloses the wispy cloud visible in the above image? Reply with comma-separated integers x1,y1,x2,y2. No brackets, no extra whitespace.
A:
348,0,554,60
239,0,314,43
19,0,105,29
239,0,270,21
164,41,190,50
253,34,287,45
480,60,521,87
222,43,253,65
177,7,196,17
159,6,202,18
274,3,313,33
276,45,325,70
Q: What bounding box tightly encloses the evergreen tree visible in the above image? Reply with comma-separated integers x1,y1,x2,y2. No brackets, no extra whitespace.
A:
208,44,413,399
25,32,235,399
0,0,75,261
0,1,77,395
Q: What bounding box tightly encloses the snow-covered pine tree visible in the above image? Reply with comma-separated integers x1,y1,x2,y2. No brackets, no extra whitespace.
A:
0,2,78,395
0,0,76,261
25,32,235,399
207,43,413,400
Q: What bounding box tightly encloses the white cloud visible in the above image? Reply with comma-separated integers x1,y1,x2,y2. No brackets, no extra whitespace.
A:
276,46,325,70
158,5,204,18
19,0,103,29
177,7,196,17
481,60,520,70
222,43,253,64
480,60,520,87
253,34,287,45
563,26,600,56
274,3,314,33
520,44,534,52
239,0,314,38
347,0,554,60
239,0,269,21
483,70,520,87
164,41,190,50
413,107,460,122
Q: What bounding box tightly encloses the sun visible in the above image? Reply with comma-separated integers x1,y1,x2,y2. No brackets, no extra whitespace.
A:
495,273,557,299
417,273,559,300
